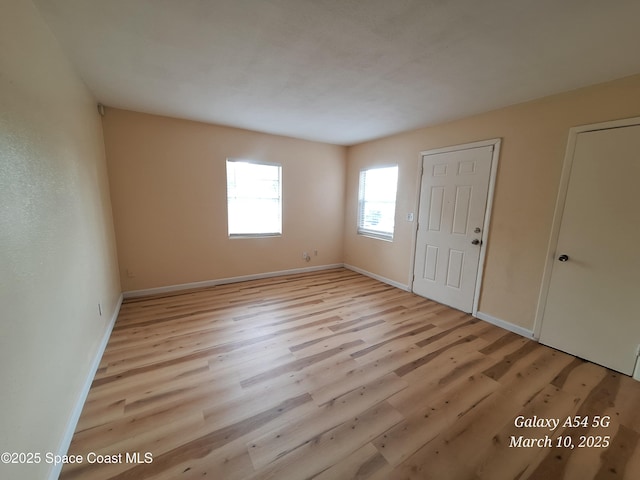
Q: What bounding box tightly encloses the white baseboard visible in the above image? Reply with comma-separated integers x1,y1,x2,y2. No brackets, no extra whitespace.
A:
343,264,410,291
475,311,535,339
48,293,123,480
123,264,344,299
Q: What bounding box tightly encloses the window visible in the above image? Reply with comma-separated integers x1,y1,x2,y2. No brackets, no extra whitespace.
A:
357,165,398,240
226,159,282,237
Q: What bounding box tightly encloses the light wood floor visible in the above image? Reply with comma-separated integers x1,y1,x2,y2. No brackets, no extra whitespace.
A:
62,268,640,479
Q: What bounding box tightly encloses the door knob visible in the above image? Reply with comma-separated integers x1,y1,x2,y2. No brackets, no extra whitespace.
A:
471,239,481,245
558,254,569,262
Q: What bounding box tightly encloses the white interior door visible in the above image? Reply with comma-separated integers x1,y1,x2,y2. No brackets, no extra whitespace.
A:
539,123,640,375
413,145,493,313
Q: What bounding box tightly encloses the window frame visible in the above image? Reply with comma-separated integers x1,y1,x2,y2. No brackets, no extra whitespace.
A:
226,158,283,238
357,164,399,241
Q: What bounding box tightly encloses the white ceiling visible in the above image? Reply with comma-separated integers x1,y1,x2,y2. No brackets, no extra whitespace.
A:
33,0,640,145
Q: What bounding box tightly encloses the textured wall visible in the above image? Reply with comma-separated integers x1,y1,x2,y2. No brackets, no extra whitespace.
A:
345,74,640,330
103,108,346,291
0,0,121,478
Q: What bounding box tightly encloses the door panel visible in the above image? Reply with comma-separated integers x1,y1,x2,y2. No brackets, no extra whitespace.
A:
424,245,438,281
428,187,444,231
539,124,640,375
446,249,464,288
452,186,472,234
413,146,493,312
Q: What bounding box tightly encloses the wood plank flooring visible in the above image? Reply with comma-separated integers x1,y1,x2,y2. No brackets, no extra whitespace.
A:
61,268,640,479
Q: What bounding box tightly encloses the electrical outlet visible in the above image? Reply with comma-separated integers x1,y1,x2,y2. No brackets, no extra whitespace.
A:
302,252,308,259
407,212,414,222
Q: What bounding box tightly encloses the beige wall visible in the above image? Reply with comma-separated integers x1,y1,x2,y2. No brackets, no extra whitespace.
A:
2,4,639,472
103,109,346,291
345,74,640,331
0,0,121,478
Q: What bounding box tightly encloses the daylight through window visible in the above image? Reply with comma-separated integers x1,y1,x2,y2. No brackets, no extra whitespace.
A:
357,165,398,240
226,160,282,236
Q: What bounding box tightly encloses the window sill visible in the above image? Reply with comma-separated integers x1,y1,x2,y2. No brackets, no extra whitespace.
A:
229,233,282,239
357,231,394,242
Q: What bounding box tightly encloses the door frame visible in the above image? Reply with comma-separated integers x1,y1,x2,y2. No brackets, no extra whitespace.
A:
534,116,640,341
409,138,501,316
